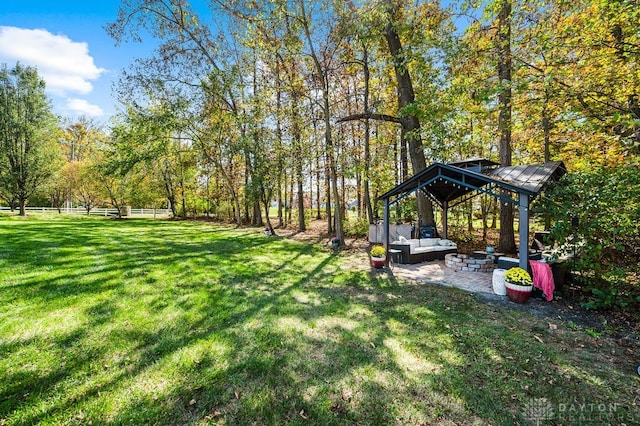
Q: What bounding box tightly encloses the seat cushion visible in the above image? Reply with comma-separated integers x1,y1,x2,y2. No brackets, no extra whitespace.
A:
413,246,437,254
420,238,441,247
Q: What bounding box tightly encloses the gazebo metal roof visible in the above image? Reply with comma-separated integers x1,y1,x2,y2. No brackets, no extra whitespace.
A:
376,159,567,269
378,161,566,208
487,162,566,194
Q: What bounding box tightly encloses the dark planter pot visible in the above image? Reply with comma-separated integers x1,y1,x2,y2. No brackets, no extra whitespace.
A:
331,241,340,250
505,282,533,303
371,257,385,269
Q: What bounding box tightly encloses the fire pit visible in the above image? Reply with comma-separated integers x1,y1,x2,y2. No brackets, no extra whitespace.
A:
445,253,497,273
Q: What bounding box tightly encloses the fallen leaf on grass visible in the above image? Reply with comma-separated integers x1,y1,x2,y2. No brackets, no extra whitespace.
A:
548,323,558,330
189,399,196,406
205,410,223,420
534,335,544,343
235,391,240,400
331,403,348,415
299,409,308,419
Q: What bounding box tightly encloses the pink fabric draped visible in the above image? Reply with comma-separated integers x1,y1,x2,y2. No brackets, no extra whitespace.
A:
529,260,555,301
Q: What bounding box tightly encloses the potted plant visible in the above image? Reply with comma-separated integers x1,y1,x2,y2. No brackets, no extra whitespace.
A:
370,245,386,269
504,267,533,303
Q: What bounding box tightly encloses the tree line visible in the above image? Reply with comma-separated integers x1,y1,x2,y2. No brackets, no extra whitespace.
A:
1,0,638,246
102,0,638,250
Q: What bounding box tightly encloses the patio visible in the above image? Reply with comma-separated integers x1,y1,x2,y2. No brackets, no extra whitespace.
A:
388,259,494,294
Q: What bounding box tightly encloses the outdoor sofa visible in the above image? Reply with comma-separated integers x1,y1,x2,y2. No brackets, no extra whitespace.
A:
389,237,457,264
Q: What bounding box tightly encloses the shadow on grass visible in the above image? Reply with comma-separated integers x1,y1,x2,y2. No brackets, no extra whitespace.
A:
0,217,637,425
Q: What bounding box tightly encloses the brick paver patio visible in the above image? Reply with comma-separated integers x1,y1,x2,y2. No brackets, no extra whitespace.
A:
389,259,495,294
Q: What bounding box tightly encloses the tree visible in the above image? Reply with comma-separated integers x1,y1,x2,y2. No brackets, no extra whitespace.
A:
66,160,103,214
337,0,451,227
495,0,516,253
0,63,62,216
382,1,434,226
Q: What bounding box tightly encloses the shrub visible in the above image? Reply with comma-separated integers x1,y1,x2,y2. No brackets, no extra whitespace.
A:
344,217,370,238
535,166,640,310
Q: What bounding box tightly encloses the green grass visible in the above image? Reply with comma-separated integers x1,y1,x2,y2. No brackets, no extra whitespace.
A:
0,215,638,425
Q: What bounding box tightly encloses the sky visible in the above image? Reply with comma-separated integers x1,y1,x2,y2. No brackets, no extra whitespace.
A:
2,1,468,124
1,0,154,123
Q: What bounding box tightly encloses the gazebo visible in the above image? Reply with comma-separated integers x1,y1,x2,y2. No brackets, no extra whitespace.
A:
377,159,567,270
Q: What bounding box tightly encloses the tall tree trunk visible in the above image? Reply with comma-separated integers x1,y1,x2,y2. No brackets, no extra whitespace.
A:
243,152,251,224
161,162,177,217
262,187,276,236
542,86,552,230
297,176,305,231
294,117,305,231
400,136,408,182
326,117,342,241
363,117,373,224
313,113,322,220
18,196,26,217
481,195,489,241
497,0,517,253
253,201,263,226
277,179,284,227
341,171,346,219
325,151,333,234
383,2,434,227
288,172,294,225
542,87,551,163
316,135,322,220
298,0,340,240
274,67,285,228
282,167,288,226
491,197,498,229
179,163,187,219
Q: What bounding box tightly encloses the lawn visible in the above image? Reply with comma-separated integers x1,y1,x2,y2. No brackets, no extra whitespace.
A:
0,215,638,425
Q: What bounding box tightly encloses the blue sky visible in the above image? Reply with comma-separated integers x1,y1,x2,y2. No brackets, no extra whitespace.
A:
1,1,155,123
2,1,470,124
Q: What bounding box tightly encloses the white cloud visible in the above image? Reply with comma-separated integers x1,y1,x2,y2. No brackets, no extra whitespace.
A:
0,26,105,96
65,98,104,117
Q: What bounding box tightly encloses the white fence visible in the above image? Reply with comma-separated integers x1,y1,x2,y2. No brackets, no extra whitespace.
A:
0,206,171,217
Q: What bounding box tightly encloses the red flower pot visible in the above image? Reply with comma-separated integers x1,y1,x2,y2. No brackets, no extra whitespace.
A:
371,257,386,269
505,282,533,303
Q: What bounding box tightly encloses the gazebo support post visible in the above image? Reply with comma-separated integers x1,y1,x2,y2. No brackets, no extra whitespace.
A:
518,193,529,270
442,201,448,239
383,198,390,265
